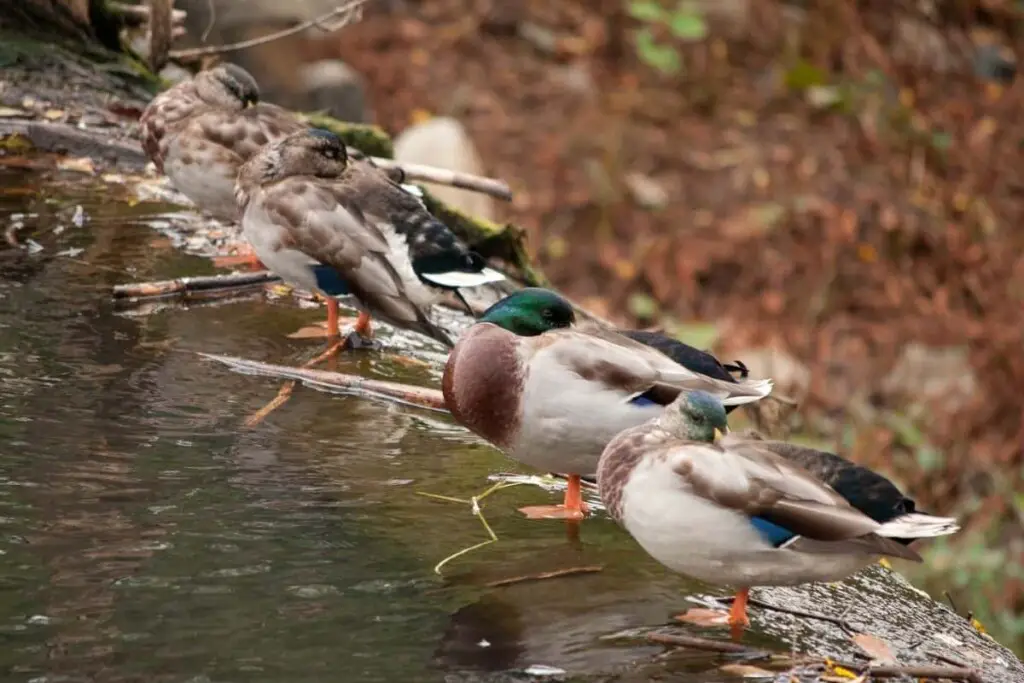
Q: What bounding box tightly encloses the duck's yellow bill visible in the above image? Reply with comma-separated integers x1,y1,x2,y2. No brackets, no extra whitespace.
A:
713,428,725,442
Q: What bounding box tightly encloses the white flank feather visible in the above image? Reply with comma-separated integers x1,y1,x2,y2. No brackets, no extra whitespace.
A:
720,378,775,406
400,183,425,198
420,266,506,288
875,513,960,539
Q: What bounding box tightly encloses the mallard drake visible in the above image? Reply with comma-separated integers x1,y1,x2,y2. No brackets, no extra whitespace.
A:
441,288,773,521
597,390,959,634
235,127,505,351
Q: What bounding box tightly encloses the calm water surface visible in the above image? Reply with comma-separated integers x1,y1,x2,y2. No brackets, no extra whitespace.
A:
0,167,772,683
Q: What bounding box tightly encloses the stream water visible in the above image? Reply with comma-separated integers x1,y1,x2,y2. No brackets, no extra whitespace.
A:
0,166,775,683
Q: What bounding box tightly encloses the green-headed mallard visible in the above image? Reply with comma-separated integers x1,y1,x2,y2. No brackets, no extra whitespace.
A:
597,390,959,634
235,128,504,351
441,288,773,520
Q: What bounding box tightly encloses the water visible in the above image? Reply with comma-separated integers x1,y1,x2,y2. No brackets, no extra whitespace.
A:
0,167,747,683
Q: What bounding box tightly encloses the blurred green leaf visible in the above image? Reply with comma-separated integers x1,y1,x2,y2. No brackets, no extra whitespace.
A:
628,0,666,22
668,11,707,41
784,61,828,90
636,29,681,74
931,131,953,151
628,292,660,320
914,445,944,473
664,319,719,350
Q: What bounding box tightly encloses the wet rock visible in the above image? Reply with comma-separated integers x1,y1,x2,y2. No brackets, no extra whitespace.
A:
882,343,978,414
393,117,497,222
299,59,371,123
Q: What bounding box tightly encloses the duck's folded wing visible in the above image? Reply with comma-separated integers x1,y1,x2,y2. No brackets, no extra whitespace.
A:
190,107,304,161
550,328,772,406
672,440,921,560
260,182,452,345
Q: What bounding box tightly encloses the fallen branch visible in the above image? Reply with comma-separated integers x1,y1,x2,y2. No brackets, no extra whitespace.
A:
111,271,280,300
198,353,447,412
485,565,603,588
371,158,513,202
168,0,367,61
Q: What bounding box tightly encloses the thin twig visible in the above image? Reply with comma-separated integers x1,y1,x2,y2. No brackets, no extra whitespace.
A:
112,271,280,300
242,340,344,428
485,565,603,588
168,0,368,60
370,158,513,202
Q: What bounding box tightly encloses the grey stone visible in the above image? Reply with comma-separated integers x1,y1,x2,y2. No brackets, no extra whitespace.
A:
393,117,497,222
299,60,371,123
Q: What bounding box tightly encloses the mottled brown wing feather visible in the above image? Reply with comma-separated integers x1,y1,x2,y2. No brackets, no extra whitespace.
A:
676,439,891,545
259,179,450,345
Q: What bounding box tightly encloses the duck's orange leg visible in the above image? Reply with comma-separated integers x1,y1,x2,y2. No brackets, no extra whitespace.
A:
728,587,751,640
519,474,591,521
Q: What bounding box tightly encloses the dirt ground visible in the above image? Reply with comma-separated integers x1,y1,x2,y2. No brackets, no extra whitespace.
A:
314,0,1024,619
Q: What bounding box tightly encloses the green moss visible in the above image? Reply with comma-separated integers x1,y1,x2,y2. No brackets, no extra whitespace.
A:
302,114,395,158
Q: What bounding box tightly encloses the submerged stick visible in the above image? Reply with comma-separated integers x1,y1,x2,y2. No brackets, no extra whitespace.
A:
485,565,603,588
198,353,447,412
112,271,280,300
370,158,513,202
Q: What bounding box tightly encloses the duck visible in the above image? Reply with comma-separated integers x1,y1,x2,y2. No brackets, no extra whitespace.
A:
139,63,306,268
441,288,774,521
234,127,505,352
596,390,960,635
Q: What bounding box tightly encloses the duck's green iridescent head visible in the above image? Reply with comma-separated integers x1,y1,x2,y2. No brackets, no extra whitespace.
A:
661,390,730,443
479,288,576,336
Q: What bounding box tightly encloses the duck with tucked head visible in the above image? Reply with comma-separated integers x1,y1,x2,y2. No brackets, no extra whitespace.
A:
597,390,959,636
441,288,773,521
235,128,504,353
140,63,308,268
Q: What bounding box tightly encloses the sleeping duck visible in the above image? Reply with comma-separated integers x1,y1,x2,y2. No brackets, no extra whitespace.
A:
597,390,959,635
234,127,504,352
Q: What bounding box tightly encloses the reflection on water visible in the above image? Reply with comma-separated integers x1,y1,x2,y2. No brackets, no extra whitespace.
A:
0,169,741,683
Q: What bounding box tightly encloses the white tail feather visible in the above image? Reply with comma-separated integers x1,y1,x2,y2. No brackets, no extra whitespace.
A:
875,513,960,539
721,378,775,406
400,183,424,198
421,266,506,288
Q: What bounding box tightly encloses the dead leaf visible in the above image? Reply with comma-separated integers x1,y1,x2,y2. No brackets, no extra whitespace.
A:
851,633,896,664
674,608,730,627
718,663,775,679
43,108,64,120
0,133,33,151
57,157,96,175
